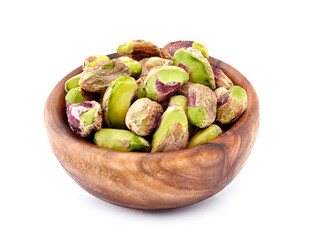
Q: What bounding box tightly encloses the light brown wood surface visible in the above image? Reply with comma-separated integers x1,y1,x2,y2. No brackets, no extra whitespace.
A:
44,55,260,210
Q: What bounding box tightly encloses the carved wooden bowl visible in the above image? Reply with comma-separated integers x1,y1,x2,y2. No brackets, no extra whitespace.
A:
44,54,259,210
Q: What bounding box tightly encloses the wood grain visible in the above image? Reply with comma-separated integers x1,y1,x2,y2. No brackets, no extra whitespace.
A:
44,55,260,210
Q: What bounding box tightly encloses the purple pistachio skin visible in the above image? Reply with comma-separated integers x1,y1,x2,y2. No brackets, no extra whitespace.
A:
176,82,195,96
125,98,164,136
160,41,194,60
67,100,102,137
176,63,190,74
212,66,234,89
216,86,248,125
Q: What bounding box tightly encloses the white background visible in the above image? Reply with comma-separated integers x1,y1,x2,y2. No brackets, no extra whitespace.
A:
1,0,310,239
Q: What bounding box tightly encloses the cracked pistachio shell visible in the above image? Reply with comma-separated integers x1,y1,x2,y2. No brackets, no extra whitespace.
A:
118,56,142,78
187,124,222,148
79,59,131,94
117,40,160,61
145,66,189,102
151,105,189,152
125,98,163,136
212,66,234,89
169,95,195,137
67,101,102,137
214,87,228,98
94,129,150,152
187,84,217,128
65,73,81,92
173,48,215,90
216,86,248,125
83,55,110,70
102,76,137,129
161,40,209,60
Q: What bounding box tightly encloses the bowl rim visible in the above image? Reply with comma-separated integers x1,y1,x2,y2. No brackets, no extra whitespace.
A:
44,54,259,158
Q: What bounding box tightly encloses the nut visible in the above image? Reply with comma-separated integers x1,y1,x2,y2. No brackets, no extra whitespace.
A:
67,101,102,137
176,82,195,96
160,40,209,60
79,59,131,94
65,73,81,92
216,86,248,125
212,66,234,89
94,129,150,152
136,76,147,98
214,87,228,98
187,124,222,148
173,48,215,89
151,105,189,152
145,57,173,71
118,56,142,78
83,55,110,70
187,83,217,128
102,76,137,129
139,58,150,77
169,95,195,137
117,40,160,61
125,98,163,136
65,87,93,105
145,66,189,102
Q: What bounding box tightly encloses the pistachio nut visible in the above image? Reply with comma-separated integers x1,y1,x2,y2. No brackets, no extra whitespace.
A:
176,81,195,97
160,40,209,60
145,66,189,102
187,124,222,148
187,83,217,128
65,87,92,105
118,56,142,78
126,98,163,136
102,76,137,129
151,105,189,152
79,59,131,94
173,47,215,89
214,87,228,98
67,101,102,137
216,86,248,125
83,55,110,70
212,66,234,89
65,73,81,92
117,40,160,61
94,128,150,152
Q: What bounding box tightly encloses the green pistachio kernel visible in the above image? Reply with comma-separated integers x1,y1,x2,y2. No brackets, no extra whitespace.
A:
83,55,110,69
192,42,209,59
94,128,150,152
118,56,142,78
80,108,97,126
187,124,222,148
103,76,137,129
173,48,215,89
65,73,81,92
65,87,85,104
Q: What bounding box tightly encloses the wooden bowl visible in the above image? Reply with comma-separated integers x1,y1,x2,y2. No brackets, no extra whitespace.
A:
44,54,259,210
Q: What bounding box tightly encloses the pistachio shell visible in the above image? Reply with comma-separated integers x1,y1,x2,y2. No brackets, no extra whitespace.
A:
173,48,215,89
94,128,150,152
102,76,137,129
126,98,163,136
151,105,189,152
216,86,248,125
187,83,217,128
187,124,222,148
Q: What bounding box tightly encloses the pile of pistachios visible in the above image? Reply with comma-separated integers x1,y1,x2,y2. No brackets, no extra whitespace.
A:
64,40,248,152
